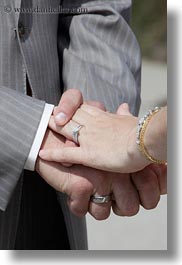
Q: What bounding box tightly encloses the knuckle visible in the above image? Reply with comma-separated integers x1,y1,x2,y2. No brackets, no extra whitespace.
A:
94,102,106,111
74,181,93,197
123,201,140,216
143,197,160,210
137,175,158,191
69,202,87,217
92,208,110,221
70,205,87,217
126,205,140,216
160,187,167,195
112,207,122,216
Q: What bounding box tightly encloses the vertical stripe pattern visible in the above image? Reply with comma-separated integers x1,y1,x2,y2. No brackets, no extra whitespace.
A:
0,87,45,211
0,0,141,250
62,0,141,116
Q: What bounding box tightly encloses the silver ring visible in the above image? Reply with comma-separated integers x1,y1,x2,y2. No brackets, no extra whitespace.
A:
90,195,112,204
72,124,83,144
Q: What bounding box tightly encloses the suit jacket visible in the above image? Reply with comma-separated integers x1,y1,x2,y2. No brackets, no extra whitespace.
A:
0,0,141,249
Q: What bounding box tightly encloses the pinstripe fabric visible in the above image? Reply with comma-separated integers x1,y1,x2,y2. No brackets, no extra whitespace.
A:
0,87,45,210
59,0,141,247
0,176,23,249
0,0,87,250
61,0,141,116
0,0,141,250
19,0,62,103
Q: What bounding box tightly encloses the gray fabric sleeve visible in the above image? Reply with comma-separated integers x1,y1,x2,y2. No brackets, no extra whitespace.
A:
0,86,45,211
62,0,141,115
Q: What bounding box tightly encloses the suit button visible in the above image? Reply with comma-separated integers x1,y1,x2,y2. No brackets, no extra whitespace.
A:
18,22,25,38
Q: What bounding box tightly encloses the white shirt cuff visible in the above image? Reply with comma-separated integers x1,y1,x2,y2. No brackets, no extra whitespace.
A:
24,103,54,171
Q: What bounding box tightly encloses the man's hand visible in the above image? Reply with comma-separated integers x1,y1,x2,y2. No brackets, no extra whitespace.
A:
35,128,112,220
53,89,83,126
36,128,140,219
36,129,141,219
36,128,163,218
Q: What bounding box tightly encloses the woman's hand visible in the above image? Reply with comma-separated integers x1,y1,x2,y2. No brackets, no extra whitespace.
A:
39,104,150,173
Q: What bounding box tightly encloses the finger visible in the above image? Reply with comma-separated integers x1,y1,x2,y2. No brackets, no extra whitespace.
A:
67,181,92,217
131,169,161,210
78,104,104,117
72,108,94,124
89,194,112,221
112,174,140,217
85,100,106,111
49,116,62,134
49,116,81,141
54,89,83,126
116,103,132,116
37,159,91,218
89,177,112,221
36,159,70,193
65,166,96,217
158,166,167,195
39,147,84,165
62,139,77,167
67,197,89,218
149,164,167,195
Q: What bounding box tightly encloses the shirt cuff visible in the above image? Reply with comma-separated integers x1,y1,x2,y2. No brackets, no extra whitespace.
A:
24,103,54,171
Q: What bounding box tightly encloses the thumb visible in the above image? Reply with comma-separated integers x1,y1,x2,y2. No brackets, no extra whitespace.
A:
54,89,83,126
117,103,132,116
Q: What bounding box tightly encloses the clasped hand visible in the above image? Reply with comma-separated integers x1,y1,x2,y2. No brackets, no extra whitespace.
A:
37,89,167,220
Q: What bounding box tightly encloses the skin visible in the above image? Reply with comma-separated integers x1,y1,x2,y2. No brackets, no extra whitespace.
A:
37,89,166,219
36,129,140,219
40,102,167,174
36,128,163,218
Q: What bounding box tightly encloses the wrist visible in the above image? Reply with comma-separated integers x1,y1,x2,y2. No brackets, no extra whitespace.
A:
127,119,150,171
144,107,167,162
135,107,167,165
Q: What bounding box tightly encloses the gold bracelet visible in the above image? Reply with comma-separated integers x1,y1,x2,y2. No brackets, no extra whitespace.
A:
136,107,167,165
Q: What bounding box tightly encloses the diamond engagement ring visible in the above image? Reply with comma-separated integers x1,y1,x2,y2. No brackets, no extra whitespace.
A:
72,124,83,144
90,195,112,204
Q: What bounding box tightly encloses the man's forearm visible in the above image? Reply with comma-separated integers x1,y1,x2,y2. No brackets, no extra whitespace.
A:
0,86,46,210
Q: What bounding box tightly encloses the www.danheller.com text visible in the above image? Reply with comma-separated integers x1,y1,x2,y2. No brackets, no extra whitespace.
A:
2,5,88,15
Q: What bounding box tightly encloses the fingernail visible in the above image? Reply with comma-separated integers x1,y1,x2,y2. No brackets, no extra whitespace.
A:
54,112,67,125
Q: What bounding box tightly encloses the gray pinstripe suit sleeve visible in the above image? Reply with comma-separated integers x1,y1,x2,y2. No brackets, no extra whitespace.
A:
0,86,45,211
62,0,141,116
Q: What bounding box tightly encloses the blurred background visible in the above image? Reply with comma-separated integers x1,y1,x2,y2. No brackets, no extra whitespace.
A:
86,0,167,250
132,0,167,62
